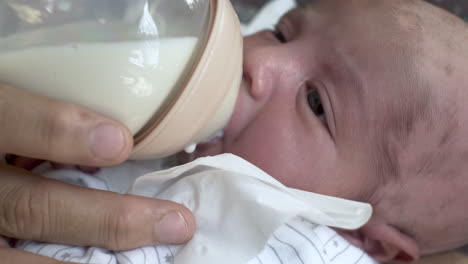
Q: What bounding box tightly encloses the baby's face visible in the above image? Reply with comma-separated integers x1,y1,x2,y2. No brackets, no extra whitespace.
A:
186,1,407,200
182,0,468,257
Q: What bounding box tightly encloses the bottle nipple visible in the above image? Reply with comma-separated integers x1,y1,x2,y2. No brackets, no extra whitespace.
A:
184,143,197,154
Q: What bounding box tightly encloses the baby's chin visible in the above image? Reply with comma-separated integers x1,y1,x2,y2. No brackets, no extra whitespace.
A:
176,137,224,164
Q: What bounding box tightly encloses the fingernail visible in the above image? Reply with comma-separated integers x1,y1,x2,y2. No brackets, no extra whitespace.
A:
157,212,189,244
89,123,125,161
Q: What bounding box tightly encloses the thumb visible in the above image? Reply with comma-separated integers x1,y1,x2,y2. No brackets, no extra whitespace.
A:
0,83,133,166
0,165,195,250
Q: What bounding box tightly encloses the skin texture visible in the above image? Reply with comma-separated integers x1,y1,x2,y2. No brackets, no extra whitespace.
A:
0,84,195,263
181,0,468,262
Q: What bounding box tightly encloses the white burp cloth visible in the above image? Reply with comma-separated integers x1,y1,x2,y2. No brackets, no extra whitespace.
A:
19,154,372,264
129,154,372,264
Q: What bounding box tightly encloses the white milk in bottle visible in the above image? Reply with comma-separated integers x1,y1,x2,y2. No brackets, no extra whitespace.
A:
0,36,199,134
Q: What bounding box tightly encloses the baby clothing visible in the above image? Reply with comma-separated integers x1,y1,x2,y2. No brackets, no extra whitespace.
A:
18,154,378,264
19,218,376,264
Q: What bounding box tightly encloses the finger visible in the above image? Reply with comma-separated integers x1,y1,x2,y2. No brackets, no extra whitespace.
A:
0,248,76,264
0,83,133,167
0,165,195,250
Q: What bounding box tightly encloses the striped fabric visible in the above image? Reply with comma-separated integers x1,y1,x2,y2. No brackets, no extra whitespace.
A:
18,217,377,264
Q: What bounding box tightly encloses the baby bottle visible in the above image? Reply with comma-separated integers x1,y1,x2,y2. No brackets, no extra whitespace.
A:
0,0,242,159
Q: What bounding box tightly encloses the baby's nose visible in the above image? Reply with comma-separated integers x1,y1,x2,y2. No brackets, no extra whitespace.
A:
243,51,283,102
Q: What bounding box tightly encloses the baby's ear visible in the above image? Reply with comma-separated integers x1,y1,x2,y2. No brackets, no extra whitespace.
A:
338,217,420,263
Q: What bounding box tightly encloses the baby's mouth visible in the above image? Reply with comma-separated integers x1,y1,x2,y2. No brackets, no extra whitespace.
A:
180,74,246,160
177,128,226,165
200,130,225,145
183,130,225,154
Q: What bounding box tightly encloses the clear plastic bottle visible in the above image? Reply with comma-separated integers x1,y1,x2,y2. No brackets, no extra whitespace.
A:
0,0,243,159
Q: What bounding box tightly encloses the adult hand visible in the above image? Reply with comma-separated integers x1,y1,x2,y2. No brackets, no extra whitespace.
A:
0,84,195,263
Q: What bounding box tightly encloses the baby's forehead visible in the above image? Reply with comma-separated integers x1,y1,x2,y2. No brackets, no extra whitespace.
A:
305,4,424,89
299,1,422,73
311,0,465,91
312,0,466,52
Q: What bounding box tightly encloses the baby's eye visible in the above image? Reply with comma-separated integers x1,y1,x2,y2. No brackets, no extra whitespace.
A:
307,86,326,123
272,26,287,43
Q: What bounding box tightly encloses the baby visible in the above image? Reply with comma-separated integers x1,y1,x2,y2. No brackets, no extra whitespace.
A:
12,0,468,263
181,0,468,261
